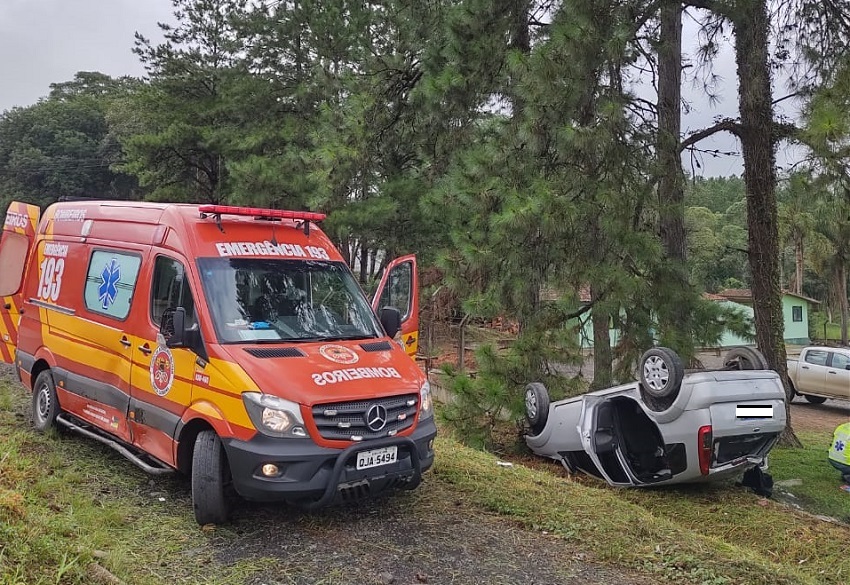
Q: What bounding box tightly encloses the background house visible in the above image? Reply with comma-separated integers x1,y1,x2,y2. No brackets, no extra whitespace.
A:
714,289,818,346
565,287,818,349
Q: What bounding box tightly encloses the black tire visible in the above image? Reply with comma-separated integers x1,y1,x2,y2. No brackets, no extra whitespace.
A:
524,383,550,435
803,394,827,404
192,430,230,526
639,347,684,399
723,346,769,370
785,379,796,404
32,370,60,432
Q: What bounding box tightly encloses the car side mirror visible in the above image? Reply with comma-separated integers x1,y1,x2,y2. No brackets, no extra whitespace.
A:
845,364,850,371
379,306,401,339
164,307,186,348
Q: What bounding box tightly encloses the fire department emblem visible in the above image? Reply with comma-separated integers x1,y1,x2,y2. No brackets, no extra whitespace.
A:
150,345,175,396
319,344,359,365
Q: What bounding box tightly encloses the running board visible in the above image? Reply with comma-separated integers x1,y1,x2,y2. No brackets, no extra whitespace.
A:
56,414,174,475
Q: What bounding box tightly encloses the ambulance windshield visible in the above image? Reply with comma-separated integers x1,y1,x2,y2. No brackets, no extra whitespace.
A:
197,258,382,343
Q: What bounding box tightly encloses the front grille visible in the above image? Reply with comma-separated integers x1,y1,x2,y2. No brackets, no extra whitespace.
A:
312,393,419,441
244,347,305,358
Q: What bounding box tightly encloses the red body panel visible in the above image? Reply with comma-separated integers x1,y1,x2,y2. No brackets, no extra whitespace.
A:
2,200,425,474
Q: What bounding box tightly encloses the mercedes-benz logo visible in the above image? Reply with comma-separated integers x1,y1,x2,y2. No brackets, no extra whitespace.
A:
365,404,388,432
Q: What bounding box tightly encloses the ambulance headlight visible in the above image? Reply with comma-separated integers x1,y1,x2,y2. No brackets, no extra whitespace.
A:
242,393,308,438
419,381,434,421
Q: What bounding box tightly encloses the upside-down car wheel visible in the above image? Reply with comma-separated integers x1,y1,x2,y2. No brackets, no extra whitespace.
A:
639,347,684,400
723,346,769,370
524,382,550,435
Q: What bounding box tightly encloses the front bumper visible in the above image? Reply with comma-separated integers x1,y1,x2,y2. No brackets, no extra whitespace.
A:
222,418,437,506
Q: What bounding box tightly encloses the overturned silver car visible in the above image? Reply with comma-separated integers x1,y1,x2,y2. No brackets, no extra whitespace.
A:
524,347,787,486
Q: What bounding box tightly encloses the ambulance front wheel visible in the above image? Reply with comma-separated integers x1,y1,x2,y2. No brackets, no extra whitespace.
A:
32,370,60,432
192,430,231,526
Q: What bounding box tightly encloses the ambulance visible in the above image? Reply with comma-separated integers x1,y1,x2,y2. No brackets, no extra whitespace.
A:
0,200,435,524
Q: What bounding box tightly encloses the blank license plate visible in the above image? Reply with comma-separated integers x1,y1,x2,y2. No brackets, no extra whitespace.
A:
736,405,773,418
356,446,398,470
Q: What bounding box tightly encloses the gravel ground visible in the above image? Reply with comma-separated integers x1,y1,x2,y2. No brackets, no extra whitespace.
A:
790,399,850,433
210,484,652,585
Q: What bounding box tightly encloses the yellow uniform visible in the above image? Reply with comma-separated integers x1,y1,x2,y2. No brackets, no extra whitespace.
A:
828,422,850,483
829,422,850,466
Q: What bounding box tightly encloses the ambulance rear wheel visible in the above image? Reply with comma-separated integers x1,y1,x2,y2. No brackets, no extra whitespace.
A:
32,370,60,432
192,430,231,526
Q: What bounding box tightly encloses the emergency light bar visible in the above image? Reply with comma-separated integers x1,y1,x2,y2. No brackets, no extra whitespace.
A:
198,205,326,223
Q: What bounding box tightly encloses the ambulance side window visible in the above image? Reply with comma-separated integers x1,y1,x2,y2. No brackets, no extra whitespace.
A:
151,256,196,329
83,250,142,320
0,232,29,296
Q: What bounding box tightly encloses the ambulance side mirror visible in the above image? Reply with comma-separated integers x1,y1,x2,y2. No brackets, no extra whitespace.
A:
379,306,401,339
164,307,186,348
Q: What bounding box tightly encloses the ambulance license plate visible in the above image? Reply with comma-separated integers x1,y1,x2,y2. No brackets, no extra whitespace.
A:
356,446,397,470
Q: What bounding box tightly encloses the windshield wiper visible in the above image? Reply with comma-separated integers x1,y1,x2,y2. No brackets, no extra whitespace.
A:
281,333,379,343
322,333,380,342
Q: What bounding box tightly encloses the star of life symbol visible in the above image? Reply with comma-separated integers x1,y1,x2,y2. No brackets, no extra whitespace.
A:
98,258,121,309
836,440,845,452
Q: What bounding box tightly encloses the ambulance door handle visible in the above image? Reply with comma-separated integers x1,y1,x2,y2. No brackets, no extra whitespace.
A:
119,337,132,348
138,344,152,356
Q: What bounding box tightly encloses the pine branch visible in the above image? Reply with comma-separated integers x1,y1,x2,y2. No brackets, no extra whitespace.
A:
773,121,800,143
564,300,595,321
679,118,742,153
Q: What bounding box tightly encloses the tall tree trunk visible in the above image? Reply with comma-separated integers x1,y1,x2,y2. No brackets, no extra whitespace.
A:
359,244,369,285
510,0,540,335
656,2,693,359
658,2,685,264
794,232,804,295
733,0,800,447
839,264,849,345
591,284,613,390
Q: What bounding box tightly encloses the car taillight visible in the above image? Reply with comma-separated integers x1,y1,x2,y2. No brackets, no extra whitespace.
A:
698,425,713,475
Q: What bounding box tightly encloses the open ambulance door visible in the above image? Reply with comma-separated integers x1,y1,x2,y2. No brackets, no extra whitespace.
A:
0,202,40,364
372,254,419,359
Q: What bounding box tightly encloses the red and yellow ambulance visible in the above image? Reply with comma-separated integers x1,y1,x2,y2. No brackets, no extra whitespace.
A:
0,200,434,524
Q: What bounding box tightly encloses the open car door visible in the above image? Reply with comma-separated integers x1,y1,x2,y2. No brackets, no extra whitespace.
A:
579,394,676,486
0,202,41,364
372,254,419,358
579,395,635,486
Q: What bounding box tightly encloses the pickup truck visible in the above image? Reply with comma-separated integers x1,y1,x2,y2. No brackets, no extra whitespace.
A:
787,346,850,404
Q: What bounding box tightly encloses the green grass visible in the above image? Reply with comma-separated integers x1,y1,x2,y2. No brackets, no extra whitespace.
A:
770,430,850,522
3,374,848,585
436,433,850,585
0,382,269,585
809,314,845,343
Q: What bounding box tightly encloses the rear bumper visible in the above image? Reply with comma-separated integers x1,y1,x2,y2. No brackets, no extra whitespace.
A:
222,418,437,505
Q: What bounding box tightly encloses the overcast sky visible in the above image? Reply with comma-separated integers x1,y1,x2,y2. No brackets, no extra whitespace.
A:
0,0,801,177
